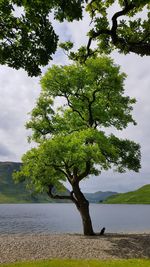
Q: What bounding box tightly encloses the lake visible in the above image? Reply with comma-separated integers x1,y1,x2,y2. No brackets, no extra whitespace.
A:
0,204,150,234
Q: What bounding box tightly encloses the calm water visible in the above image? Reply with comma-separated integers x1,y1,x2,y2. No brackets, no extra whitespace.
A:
0,204,150,234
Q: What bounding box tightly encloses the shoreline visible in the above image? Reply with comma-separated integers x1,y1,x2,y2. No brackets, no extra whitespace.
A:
0,232,150,263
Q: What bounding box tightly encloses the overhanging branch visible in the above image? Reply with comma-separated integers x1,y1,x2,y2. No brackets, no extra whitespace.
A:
111,2,135,44
85,1,150,56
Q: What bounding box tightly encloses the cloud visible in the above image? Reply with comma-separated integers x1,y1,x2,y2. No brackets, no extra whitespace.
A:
78,169,150,193
0,142,14,158
0,66,41,161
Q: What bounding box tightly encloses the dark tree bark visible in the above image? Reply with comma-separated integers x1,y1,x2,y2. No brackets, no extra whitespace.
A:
72,182,95,236
47,182,95,236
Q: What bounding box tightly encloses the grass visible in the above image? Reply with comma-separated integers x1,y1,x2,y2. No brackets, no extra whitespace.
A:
1,259,150,267
103,184,150,204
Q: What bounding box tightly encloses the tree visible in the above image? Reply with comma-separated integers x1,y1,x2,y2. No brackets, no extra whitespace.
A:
14,57,141,235
1,1,149,76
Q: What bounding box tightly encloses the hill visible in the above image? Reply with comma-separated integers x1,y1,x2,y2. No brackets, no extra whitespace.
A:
84,191,117,203
0,161,117,203
103,184,150,204
0,161,52,203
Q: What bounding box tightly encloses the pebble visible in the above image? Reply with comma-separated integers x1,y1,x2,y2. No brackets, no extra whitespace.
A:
0,233,150,263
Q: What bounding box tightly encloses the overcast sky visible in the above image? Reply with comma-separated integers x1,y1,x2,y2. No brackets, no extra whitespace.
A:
0,9,150,193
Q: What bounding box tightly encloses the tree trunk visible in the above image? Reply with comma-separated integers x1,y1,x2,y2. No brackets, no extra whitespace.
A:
72,182,95,236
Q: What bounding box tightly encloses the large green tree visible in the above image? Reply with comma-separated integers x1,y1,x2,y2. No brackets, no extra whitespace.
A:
0,1,149,76
14,57,141,235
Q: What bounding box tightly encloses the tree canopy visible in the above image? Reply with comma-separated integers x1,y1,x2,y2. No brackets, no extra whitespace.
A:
0,0,149,76
14,57,141,235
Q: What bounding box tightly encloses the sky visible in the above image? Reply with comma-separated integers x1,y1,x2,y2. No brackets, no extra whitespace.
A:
0,7,150,193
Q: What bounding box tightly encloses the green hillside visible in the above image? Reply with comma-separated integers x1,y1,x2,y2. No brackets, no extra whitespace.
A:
0,162,53,203
103,184,150,204
0,161,118,204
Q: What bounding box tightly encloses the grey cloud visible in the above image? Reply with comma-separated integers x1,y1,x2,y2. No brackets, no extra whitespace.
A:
0,143,14,157
0,66,40,136
137,67,150,80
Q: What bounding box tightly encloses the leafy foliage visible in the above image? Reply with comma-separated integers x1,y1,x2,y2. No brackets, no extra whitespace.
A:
0,0,84,76
1,1,149,76
14,57,141,194
71,0,150,60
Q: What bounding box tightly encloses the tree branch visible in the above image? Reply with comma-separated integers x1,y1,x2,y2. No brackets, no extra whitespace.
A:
74,88,100,127
111,2,135,44
128,42,150,56
78,160,91,181
86,29,111,58
43,108,53,129
65,92,87,123
47,184,73,200
63,161,74,181
30,126,50,137
123,0,129,7
52,164,69,178
51,162,73,184
4,36,13,46
85,1,150,57
88,87,101,127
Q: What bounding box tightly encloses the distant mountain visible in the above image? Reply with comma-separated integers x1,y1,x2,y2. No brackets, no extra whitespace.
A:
0,161,118,203
103,184,150,204
84,191,118,203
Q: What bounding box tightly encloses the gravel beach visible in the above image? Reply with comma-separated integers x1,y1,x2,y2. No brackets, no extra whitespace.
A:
0,233,150,263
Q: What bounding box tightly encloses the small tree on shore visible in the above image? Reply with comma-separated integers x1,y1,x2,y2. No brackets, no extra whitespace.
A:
14,57,141,235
